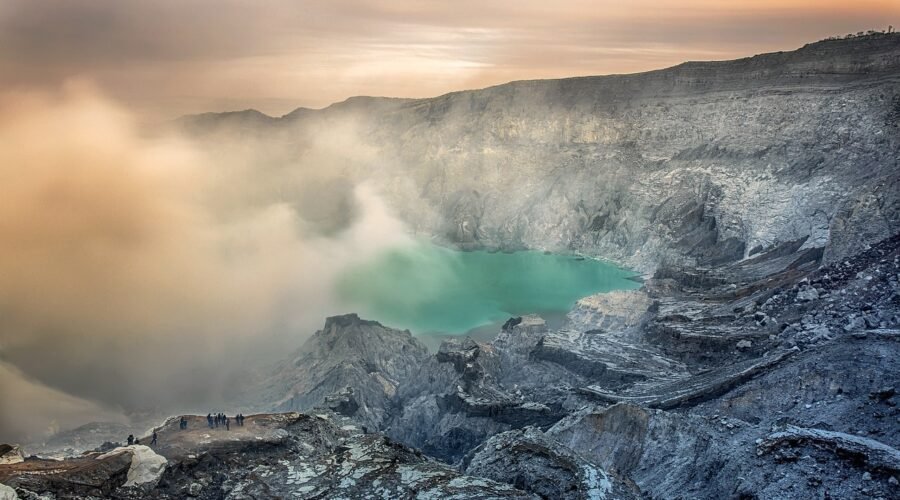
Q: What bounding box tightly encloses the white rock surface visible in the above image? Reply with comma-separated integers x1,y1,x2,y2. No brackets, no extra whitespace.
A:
96,445,167,487
0,445,24,465
567,290,652,332
0,483,18,500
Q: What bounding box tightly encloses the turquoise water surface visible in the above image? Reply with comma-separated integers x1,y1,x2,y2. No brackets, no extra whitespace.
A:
335,242,639,337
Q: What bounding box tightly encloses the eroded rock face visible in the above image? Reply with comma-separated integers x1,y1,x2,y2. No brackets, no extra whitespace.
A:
390,336,563,462
464,427,639,500
549,403,650,474
544,333,900,499
256,314,430,430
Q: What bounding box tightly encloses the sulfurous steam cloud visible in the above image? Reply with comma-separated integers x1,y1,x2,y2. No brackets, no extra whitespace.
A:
0,83,412,443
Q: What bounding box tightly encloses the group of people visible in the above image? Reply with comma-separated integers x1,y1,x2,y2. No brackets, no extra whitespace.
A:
206,412,247,430
122,412,251,448
126,431,158,446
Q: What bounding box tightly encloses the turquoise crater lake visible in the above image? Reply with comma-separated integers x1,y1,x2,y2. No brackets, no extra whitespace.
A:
335,242,639,338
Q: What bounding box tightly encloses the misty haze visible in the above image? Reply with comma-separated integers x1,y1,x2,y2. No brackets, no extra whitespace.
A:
1,2,899,500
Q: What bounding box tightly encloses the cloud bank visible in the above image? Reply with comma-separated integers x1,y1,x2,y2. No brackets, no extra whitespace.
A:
0,84,410,442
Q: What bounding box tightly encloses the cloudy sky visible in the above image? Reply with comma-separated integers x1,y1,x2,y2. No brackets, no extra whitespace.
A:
0,1,896,118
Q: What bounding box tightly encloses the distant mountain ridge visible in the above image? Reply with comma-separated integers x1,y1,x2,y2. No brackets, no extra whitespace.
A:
182,33,900,124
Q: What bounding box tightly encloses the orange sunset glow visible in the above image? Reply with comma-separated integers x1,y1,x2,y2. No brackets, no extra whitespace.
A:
1,0,896,119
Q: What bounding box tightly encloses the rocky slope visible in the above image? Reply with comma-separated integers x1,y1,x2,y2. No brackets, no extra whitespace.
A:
230,229,899,499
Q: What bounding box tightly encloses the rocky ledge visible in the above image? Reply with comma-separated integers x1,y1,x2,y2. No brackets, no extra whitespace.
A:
0,413,534,499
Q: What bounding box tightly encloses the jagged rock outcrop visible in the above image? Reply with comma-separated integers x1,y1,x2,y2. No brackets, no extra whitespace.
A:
390,336,565,463
257,313,430,430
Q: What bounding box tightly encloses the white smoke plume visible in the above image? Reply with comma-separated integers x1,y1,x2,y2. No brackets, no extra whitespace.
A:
0,83,412,443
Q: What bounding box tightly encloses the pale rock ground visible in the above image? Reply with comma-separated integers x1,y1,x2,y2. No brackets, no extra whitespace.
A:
0,483,17,500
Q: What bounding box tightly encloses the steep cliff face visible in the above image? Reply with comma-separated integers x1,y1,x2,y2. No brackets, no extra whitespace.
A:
257,314,429,430
183,34,900,273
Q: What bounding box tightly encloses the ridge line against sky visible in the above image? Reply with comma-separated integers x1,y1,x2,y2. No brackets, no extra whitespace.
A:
0,0,897,120
187,31,895,121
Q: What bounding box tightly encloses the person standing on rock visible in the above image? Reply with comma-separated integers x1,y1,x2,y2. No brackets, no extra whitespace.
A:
207,413,213,428
151,430,158,446
127,434,134,446
180,416,187,430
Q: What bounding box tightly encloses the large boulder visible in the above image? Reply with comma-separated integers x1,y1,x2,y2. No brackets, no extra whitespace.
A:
96,445,167,487
0,447,22,466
